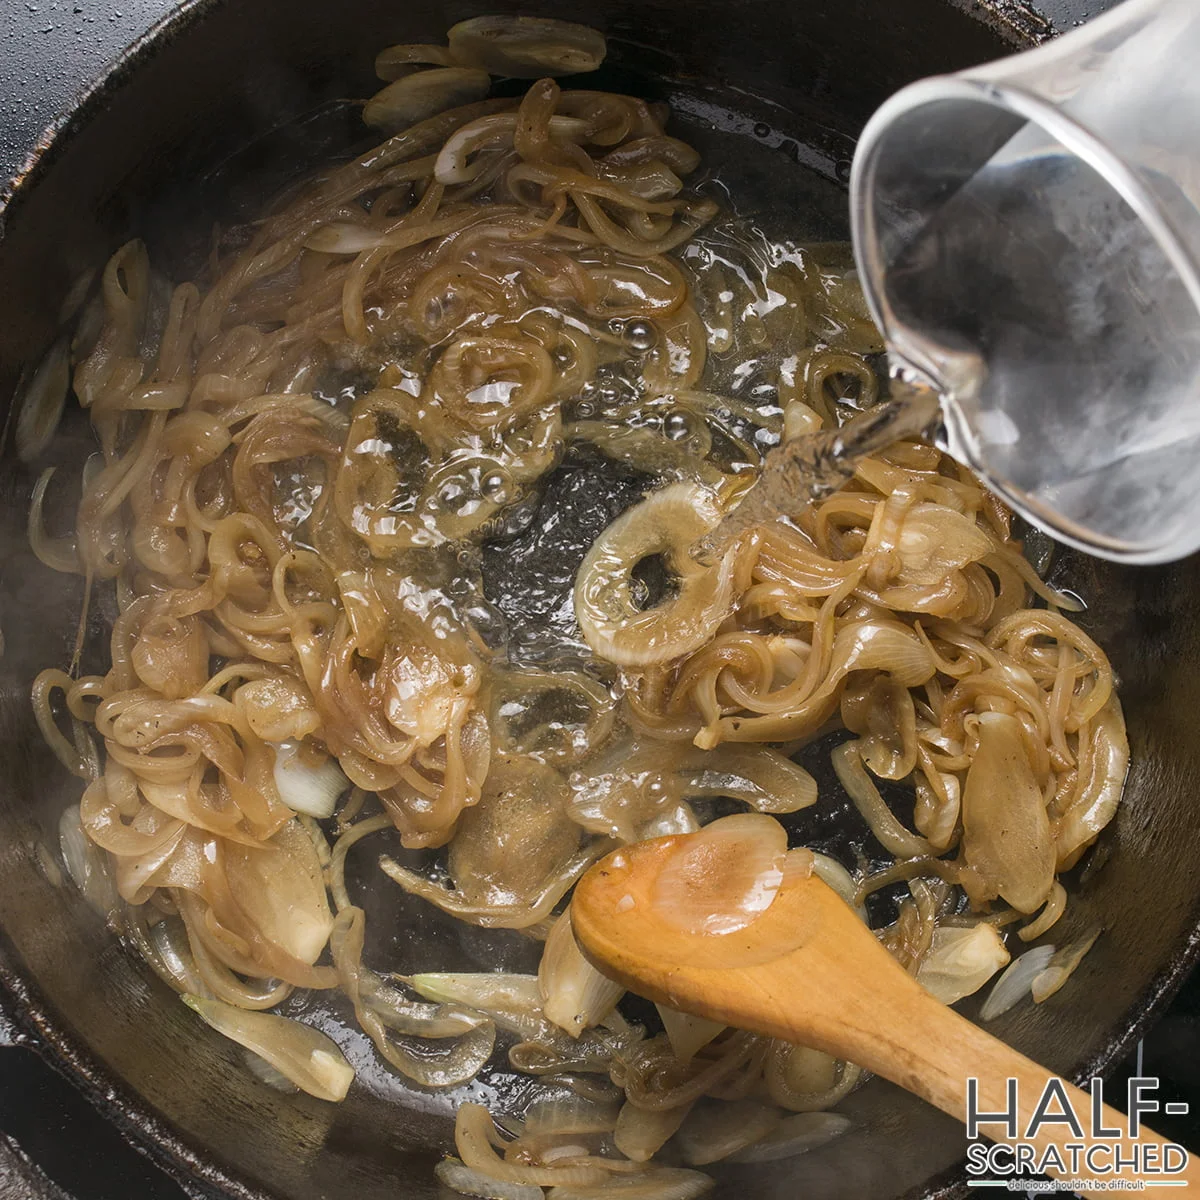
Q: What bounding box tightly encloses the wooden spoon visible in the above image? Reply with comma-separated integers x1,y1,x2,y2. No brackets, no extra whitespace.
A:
572,835,1199,1197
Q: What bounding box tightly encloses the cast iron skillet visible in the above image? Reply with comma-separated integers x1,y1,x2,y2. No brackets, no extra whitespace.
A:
1,1,1197,1198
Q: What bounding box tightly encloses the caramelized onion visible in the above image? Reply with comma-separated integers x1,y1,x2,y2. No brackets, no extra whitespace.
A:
960,712,1055,914
575,482,739,667
447,16,607,77
364,68,493,134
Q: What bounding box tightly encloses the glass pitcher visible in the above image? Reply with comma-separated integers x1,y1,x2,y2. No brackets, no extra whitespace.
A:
850,0,1200,564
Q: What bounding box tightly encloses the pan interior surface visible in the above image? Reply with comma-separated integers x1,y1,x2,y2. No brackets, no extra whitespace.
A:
0,2,1196,1199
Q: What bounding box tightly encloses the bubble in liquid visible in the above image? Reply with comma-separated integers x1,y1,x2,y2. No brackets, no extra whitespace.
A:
481,470,510,502
622,320,658,352
663,409,695,441
753,122,771,138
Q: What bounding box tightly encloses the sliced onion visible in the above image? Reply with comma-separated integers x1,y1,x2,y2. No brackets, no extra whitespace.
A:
809,853,867,923
639,803,700,839
916,923,1010,1006
59,803,117,916
539,909,624,1038
146,915,207,996
437,1158,544,1200
523,1090,621,1136
448,16,607,78
408,972,549,1041
1053,697,1128,870
375,43,457,81
894,504,992,586
182,994,354,1101
726,1112,851,1162
223,819,334,966
979,944,1057,1022
16,336,70,462
675,1099,780,1165
364,68,492,135
655,1005,724,1065
29,467,80,574
961,712,1055,913
651,814,788,937
435,114,589,185
575,482,739,668
272,741,349,819
764,1043,861,1113
455,1103,611,1188
831,741,933,860
676,744,817,813
1032,929,1100,1004
614,1099,692,1162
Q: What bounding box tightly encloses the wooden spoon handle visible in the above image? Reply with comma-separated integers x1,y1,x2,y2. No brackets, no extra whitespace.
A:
731,948,1199,1198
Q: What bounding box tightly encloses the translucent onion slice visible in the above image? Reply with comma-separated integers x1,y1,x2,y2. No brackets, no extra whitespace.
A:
375,43,457,81
894,504,993,586
271,741,349,819
223,819,334,966
489,668,615,767
448,16,607,78
675,1099,780,1165
58,803,118,916
614,1099,692,1162
182,994,354,1101
408,972,549,1042
29,467,80,574
639,802,700,839
455,1103,611,1188
651,813,788,937
764,1043,861,1113
435,114,590,185
1032,929,1100,1004
961,712,1055,913
523,1090,621,1136
655,1005,724,1065
437,1158,544,1200
979,944,1057,1022
676,744,817,813
575,482,738,668
916,923,1010,1006
831,741,933,860
726,1112,851,1163
241,1049,300,1094
364,68,492,134
16,336,70,462
1053,697,1128,871
809,853,867,923
539,909,624,1038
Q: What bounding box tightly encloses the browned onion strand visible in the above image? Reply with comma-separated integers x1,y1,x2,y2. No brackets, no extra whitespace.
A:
27,17,1125,1197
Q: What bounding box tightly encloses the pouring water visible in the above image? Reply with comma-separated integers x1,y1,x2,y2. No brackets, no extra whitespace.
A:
723,0,1200,566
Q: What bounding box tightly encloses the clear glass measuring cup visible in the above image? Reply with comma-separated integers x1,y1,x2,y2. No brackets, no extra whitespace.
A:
850,0,1200,565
